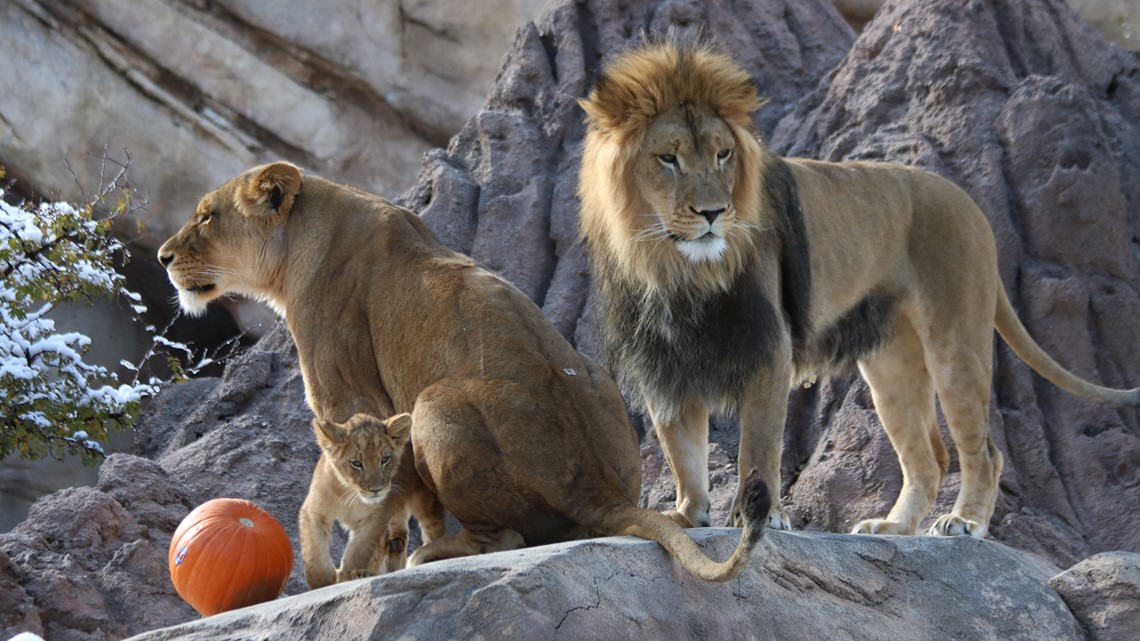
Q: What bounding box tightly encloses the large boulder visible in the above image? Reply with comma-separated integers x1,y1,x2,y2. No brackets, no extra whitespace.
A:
124,531,1088,641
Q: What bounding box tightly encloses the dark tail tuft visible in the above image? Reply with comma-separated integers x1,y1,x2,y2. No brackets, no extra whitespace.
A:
741,468,772,545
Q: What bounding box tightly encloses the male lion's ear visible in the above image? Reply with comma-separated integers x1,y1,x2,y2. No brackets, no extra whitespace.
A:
311,418,344,448
238,161,302,226
384,413,412,445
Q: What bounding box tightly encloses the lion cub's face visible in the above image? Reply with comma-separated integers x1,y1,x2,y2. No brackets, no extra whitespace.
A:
635,103,741,264
157,162,301,317
313,413,411,505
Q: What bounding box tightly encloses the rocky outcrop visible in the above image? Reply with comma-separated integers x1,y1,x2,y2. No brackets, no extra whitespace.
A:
1051,551,1140,641
2,0,1140,639
0,455,199,640
125,531,1095,641
0,0,546,246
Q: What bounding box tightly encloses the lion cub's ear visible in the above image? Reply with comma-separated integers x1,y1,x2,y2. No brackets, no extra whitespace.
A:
238,161,302,226
311,418,344,449
383,413,412,447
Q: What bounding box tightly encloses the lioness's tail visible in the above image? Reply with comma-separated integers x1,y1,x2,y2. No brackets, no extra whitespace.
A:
995,285,1140,406
602,470,770,582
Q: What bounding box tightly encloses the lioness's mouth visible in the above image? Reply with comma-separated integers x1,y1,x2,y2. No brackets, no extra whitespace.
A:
187,283,216,294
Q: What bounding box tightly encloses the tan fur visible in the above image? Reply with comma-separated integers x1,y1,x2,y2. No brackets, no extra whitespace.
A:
298,413,446,589
578,40,1139,539
158,162,772,581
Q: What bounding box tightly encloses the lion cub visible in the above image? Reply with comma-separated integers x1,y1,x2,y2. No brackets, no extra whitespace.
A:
298,412,443,589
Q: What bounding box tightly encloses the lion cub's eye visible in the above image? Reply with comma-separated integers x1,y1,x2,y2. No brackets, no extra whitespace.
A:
717,149,733,162
381,455,392,467
656,154,679,168
350,460,364,470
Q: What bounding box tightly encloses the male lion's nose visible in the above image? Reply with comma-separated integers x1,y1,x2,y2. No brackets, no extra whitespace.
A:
158,252,174,268
692,206,726,224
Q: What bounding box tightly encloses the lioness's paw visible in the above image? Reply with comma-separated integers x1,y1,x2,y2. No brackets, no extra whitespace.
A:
407,547,434,567
851,518,912,535
928,514,986,539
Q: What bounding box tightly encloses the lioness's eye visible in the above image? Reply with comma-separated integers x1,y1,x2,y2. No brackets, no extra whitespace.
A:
199,211,215,225
717,149,733,162
350,460,363,470
381,455,392,466
657,154,678,168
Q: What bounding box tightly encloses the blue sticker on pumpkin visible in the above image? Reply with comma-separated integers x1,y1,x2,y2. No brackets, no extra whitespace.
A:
175,545,188,565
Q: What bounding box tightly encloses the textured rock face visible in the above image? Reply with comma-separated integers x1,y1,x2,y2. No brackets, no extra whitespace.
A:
0,455,199,640
3,0,1140,639
126,531,1084,641
1050,551,1140,641
0,0,546,245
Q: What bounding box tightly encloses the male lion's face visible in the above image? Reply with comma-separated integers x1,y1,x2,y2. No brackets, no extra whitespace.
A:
314,413,411,505
157,162,300,317
635,102,740,264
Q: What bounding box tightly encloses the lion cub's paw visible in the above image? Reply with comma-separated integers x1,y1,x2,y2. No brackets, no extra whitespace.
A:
927,514,986,539
851,518,912,535
337,568,376,583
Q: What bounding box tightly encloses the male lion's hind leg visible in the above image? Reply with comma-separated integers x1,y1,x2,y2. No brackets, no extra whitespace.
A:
650,401,713,528
406,527,526,567
851,320,946,536
923,324,1002,539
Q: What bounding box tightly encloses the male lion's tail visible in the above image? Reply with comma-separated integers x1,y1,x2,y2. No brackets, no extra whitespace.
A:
602,470,770,582
995,284,1140,406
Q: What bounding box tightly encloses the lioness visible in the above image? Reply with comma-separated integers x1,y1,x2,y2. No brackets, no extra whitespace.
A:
299,412,445,588
577,40,1139,538
158,162,771,581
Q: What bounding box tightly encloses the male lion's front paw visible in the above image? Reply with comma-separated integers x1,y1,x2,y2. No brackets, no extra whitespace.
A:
663,509,699,529
733,505,791,529
928,514,986,539
767,506,791,530
851,518,912,536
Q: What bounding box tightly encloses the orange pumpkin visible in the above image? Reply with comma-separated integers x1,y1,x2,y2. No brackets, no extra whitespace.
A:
168,498,294,616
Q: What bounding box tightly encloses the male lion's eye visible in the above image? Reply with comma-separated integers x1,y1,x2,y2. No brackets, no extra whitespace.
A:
350,460,364,470
381,455,392,466
717,149,733,162
657,154,679,168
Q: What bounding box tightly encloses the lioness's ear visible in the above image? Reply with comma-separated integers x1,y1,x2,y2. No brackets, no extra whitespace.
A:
311,418,344,448
238,161,302,226
384,413,412,445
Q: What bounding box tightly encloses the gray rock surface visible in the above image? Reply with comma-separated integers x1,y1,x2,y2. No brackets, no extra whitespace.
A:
0,455,198,640
1050,551,1140,641
2,0,1140,639
124,531,1084,641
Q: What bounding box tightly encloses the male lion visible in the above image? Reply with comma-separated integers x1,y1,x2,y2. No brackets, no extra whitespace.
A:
577,40,1139,538
158,162,771,581
299,413,445,589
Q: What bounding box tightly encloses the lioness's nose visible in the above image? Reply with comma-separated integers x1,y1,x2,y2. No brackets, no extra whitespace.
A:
158,252,174,268
692,206,726,224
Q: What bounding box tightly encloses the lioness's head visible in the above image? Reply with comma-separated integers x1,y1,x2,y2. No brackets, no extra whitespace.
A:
157,162,302,317
579,40,765,286
312,413,411,505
